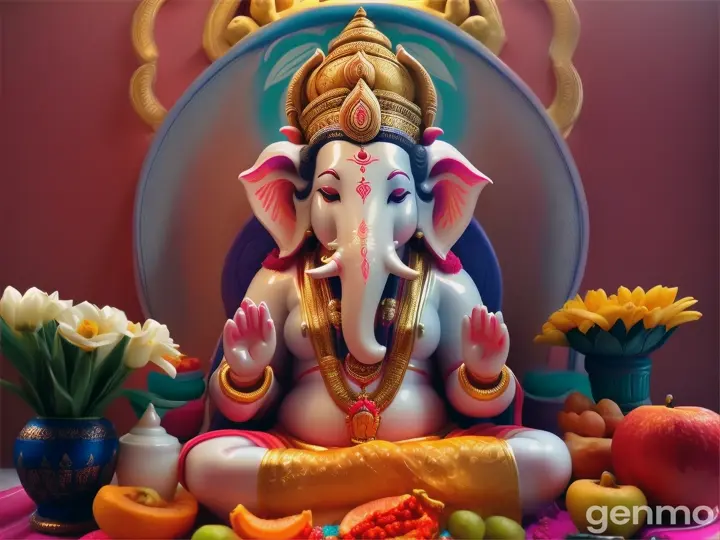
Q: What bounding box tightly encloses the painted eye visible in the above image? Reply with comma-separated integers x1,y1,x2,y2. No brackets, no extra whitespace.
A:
318,186,341,203
387,189,410,204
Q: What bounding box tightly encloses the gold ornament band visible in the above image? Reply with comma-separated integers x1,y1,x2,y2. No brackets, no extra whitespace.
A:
457,364,511,401
217,362,273,404
298,247,430,415
285,8,437,145
257,436,521,521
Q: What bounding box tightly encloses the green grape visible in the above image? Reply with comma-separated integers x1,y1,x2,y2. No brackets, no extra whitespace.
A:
447,510,486,539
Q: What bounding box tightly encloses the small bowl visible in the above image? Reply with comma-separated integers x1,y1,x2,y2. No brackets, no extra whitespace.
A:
147,371,205,401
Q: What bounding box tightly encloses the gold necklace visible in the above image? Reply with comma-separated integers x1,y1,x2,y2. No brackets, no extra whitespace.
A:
298,247,430,444
344,354,383,386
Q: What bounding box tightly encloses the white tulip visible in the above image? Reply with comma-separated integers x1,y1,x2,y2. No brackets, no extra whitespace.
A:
57,302,129,351
0,286,73,332
123,319,180,378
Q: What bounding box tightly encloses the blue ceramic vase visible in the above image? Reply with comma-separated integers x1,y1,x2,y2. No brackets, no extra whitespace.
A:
584,355,652,414
14,417,118,535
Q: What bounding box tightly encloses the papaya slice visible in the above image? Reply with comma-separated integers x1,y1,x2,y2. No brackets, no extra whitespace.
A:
92,486,198,540
339,490,444,539
229,504,313,540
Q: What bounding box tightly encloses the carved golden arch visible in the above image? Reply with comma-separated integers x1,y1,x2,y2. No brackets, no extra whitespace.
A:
130,0,582,137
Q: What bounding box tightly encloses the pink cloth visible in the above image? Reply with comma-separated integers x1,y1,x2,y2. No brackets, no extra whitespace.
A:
0,486,57,539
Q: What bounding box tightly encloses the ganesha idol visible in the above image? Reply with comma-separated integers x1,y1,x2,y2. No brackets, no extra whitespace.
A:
176,8,572,523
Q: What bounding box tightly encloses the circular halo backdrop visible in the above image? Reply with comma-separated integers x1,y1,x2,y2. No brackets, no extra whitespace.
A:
134,4,588,377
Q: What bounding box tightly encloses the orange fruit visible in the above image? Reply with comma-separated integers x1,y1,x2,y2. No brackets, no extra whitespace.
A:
229,505,312,540
564,392,594,414
339,491,442,539
92,486,198,540
564,432,613,479
593,399,624,437
576,410,607,438
339,495,410,536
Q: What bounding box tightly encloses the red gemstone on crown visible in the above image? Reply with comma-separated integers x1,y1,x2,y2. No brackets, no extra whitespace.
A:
354,103,368,127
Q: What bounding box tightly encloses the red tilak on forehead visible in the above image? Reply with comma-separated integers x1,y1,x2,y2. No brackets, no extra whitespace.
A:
347,148,379,167
346,147,377,204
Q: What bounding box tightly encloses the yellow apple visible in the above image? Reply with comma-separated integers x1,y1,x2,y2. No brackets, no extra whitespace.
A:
566,471,648,539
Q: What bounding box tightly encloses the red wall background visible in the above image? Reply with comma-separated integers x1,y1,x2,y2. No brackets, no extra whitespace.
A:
0,0,718,466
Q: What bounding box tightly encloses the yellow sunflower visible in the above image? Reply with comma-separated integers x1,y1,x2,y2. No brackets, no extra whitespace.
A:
534,285,702,347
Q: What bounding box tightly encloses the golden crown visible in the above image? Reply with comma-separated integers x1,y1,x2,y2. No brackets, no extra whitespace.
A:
285,7,438,145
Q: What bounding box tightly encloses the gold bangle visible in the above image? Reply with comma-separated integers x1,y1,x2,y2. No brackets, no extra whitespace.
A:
457,364,510,401
218,362,273,404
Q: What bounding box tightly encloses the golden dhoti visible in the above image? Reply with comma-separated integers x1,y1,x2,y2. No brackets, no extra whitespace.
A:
257,435,521,522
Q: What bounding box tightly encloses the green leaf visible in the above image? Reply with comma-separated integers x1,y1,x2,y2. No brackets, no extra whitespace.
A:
87,370,132,417
0,318,37,384
30,330,74,417
61,336,82,383
608,319,628,342
42,320,58,354
40,355,75,417
84,337,129,415
19,378,47,415
593,330,624,356
69,349,95,416
585,325,602,343
0,319,51,414
32,331,61,414
89,338,129,402
566,329,594,355
642,326,668,355
49,331,68,390
655,326,677,350
623,321,649,356
0,378,44,415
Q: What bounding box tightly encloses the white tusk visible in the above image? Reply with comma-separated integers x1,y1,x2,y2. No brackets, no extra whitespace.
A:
305,259,341,279
385,250,419,280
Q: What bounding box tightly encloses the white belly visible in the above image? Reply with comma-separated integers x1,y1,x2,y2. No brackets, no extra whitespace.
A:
278,302,445,446
278,373,447,446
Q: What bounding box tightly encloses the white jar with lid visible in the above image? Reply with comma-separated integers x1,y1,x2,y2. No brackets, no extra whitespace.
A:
115,403,182,501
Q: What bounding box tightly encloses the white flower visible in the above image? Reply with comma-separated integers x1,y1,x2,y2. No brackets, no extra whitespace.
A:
123,319,180,378
0,286,73,332
57,302,129,351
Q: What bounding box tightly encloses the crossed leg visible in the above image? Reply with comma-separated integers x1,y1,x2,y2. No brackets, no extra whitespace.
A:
182,428,571,520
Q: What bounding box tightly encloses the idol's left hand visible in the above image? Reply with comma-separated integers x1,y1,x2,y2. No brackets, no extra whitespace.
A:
461,306,510,380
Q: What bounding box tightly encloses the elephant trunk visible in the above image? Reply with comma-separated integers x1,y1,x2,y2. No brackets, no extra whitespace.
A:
307,233,417,365
338,242,390,365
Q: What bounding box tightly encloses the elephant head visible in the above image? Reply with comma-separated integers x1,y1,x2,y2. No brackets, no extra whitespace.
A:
239,132,491,364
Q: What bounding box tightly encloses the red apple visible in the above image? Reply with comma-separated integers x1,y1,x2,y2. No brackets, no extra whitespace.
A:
612,395,720,509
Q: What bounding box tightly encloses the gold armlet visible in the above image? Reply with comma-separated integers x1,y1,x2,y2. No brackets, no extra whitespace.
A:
457,364,510,401
218,362,273,404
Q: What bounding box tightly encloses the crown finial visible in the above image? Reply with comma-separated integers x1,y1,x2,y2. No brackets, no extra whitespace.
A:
284,7,438,145
328,6,392,52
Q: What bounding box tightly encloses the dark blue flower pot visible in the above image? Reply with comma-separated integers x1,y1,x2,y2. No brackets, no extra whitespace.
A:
584,355,652,414
14,417,118,535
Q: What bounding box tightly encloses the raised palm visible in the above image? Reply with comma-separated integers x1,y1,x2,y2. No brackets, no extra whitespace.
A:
223,298,276,382
461,305,510,379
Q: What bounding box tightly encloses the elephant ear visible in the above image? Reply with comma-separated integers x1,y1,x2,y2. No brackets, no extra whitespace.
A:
417,140,492,260
238,140,312,257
